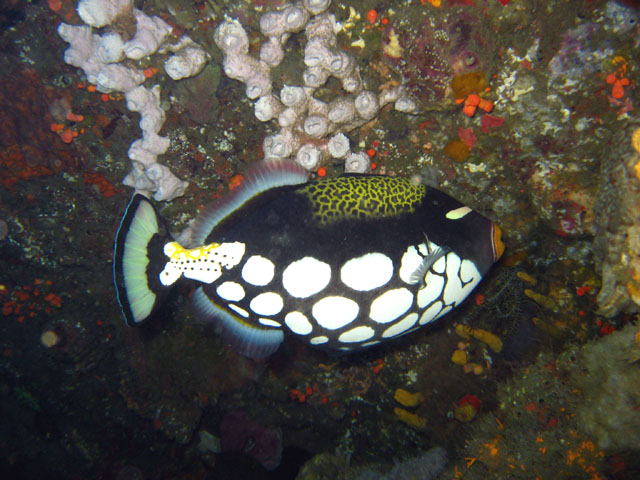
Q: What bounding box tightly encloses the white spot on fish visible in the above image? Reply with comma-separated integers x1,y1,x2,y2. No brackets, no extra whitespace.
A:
443,254,463,305
399,246,422,284
460,259,479,284
445,206,472,220
369,288,414,323
340,252,393,291
310,335,329,345
417,273,444,308
338,326,375,343
241,255,275,286
432,254,446,274
382,312,419,338
249,292,284,316
282,257,331,298
216,281,245,301
419,300,442,325
228,303,250,318
443,254,479,306
312,296,359,329
258,318,281,328
284,311,312,335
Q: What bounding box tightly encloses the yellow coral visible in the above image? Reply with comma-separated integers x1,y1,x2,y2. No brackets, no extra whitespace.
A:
444,139,470,162
632,128,640,180
451,71,485,99
454,403,477,422
631,127,640,154
627,280,640,304
463,362,483,374
394,388,424,407
524,289,559,311
516,271,537,286
394,407,427,430
451,349,468,365
455,324,503,352
455,324,472,339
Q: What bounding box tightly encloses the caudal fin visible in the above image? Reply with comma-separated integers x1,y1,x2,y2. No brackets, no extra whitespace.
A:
113,194,173,326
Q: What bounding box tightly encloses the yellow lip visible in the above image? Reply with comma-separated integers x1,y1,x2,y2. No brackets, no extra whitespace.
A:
492,224,505,261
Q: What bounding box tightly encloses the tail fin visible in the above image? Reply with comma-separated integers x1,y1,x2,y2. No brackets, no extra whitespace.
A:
113,194,173,326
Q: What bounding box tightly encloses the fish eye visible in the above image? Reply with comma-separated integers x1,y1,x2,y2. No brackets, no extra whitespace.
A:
464,54,476,67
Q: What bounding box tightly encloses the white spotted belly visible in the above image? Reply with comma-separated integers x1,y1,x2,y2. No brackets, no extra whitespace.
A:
212,245,482,351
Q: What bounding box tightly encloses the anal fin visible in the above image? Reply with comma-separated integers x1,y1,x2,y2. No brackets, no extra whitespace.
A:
192,287,284,359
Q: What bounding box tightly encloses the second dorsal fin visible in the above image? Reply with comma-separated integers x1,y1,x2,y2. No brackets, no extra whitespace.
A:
191,159,308,245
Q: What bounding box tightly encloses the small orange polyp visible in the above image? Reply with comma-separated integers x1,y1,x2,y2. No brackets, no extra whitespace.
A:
478,98,493,112
465,94,481,107
462,104,477,117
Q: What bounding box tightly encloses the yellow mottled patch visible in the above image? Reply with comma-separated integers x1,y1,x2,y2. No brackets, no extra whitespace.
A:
298,175,426,225
164,241,221,262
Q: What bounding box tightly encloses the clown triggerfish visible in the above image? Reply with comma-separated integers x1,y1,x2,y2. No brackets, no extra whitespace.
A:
114,160,504,359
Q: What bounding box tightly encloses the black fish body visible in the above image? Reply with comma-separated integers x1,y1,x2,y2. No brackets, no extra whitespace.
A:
114,160,504,358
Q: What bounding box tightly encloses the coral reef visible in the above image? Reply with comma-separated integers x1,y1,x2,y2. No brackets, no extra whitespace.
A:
2,0,640,479
220,410,283,471
213,0,417,172
382,9,497,107
77,0,132,28
594,123,640,317
297,446,447,480
576,323,640,450
0,68,82,189
56,1,210,200
444,322,640,479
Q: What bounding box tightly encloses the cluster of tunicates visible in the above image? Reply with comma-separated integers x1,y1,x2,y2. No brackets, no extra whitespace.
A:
214,0,418,172
57,0,210,201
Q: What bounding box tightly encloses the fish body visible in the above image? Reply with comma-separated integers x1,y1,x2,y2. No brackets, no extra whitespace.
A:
114,160,504,358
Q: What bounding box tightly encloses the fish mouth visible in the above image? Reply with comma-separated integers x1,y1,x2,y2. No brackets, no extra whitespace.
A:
491,223,505,261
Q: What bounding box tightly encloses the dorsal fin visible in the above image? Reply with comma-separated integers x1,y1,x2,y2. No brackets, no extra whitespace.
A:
191,159,308,246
